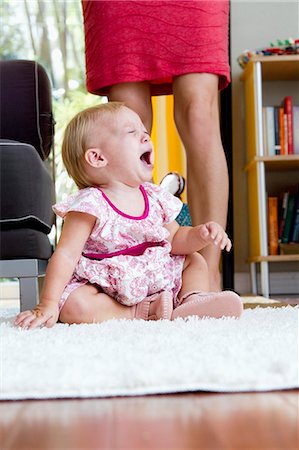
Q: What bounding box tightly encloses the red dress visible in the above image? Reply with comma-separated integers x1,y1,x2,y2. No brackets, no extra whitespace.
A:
82,0,230,96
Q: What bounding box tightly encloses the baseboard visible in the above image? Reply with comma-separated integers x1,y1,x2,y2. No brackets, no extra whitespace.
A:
235,272,299,296
1,275,298,302
0,281,19,300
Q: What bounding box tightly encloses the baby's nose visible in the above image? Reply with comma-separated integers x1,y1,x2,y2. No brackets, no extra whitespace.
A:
141,132,150,142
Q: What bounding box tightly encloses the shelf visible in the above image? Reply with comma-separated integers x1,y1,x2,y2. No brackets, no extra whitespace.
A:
241,55,299,81
248,254,299,263
241,55,299,297
244,155,299,172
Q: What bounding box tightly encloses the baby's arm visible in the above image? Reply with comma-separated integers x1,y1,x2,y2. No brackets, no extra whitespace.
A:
14,211,96,329
165,220,232,255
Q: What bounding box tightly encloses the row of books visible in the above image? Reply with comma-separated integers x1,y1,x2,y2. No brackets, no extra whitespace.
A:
267,188,299,255
262,96,299,156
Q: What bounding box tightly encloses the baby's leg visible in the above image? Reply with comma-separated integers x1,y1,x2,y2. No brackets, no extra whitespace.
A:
59,284,135,324
178,252,210,300
59,283,173,324
173,253,243,319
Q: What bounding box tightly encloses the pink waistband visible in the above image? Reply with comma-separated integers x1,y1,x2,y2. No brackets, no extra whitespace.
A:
83,241,164,260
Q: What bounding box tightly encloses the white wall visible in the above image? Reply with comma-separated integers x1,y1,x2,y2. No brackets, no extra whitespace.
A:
230,1,299,292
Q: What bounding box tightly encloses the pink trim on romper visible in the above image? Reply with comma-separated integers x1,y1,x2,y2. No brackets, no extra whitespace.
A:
83,241,164,260
95,185,149,220
85,186,161,260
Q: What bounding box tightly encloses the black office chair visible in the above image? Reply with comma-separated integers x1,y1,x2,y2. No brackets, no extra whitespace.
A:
0,60,55,311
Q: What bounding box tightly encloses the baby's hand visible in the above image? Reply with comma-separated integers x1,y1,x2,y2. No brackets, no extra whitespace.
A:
14,302,59,330
197,221,232,251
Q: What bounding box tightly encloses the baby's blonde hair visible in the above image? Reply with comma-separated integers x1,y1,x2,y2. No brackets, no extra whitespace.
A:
62,102,124,189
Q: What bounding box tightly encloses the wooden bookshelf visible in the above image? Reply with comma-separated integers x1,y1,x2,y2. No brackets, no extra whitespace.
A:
241,55,299,81
248,254,299,263
241,56,299,297
244,155,299,172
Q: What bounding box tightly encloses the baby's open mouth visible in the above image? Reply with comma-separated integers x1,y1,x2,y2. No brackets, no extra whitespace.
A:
140,150,153,166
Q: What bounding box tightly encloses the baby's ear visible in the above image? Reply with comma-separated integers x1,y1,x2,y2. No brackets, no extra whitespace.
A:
84,148,107,168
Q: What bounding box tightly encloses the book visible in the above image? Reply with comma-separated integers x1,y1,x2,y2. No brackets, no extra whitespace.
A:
279,107,285,155
267,196,279,255
284,113,288,154
280,243,299,255
274,106,281,154
262,107,268,155
264,107,275,156
262,103,294,156
284,96,294,154
289,192,299,243
293,106,299,154
281,194,296,243
278,191,289,240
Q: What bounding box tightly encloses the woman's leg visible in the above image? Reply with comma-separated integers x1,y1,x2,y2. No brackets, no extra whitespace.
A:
108,81,153,133
173,73,229,291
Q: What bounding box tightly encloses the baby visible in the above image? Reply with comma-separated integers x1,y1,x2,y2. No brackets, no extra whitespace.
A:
15,102,242,329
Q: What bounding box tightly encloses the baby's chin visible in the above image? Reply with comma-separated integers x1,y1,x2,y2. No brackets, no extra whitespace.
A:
143,171,154,183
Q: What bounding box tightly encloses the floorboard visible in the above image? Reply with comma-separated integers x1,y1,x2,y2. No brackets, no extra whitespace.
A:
1,293,298,449
1,391,298,450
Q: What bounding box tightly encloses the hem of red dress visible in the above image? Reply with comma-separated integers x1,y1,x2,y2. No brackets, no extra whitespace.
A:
87,66,231,97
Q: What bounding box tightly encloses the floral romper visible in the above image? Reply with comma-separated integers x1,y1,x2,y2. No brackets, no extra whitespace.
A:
53,182,185,309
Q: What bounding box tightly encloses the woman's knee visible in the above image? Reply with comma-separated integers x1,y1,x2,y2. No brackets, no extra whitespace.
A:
108,81,152,131
173,74,220,140
175,95,219,135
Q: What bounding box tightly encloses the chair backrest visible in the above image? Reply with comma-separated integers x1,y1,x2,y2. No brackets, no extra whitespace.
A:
0,59,55,160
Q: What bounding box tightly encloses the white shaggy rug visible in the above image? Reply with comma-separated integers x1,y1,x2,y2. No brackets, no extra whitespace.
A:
0,306,298,400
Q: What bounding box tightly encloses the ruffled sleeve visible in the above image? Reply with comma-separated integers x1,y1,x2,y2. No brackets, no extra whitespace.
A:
53,187,107,221
143,182,183,224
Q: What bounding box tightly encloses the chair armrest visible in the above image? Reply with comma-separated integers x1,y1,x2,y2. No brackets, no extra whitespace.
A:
0,140,55,233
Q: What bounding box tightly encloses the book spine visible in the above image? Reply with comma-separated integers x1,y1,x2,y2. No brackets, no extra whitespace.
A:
284,114,288,154
279,107,285,155
293,106,299,155
281,194,295,243
274,107,281,155
267,196,279,255
278,191,289,240
284,96,294,154
265,107,275,156
289,192,299,243
262,107,268,156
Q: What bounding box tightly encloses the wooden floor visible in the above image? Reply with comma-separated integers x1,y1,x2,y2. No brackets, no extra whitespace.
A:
1,294,298,449
1,390,298,450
